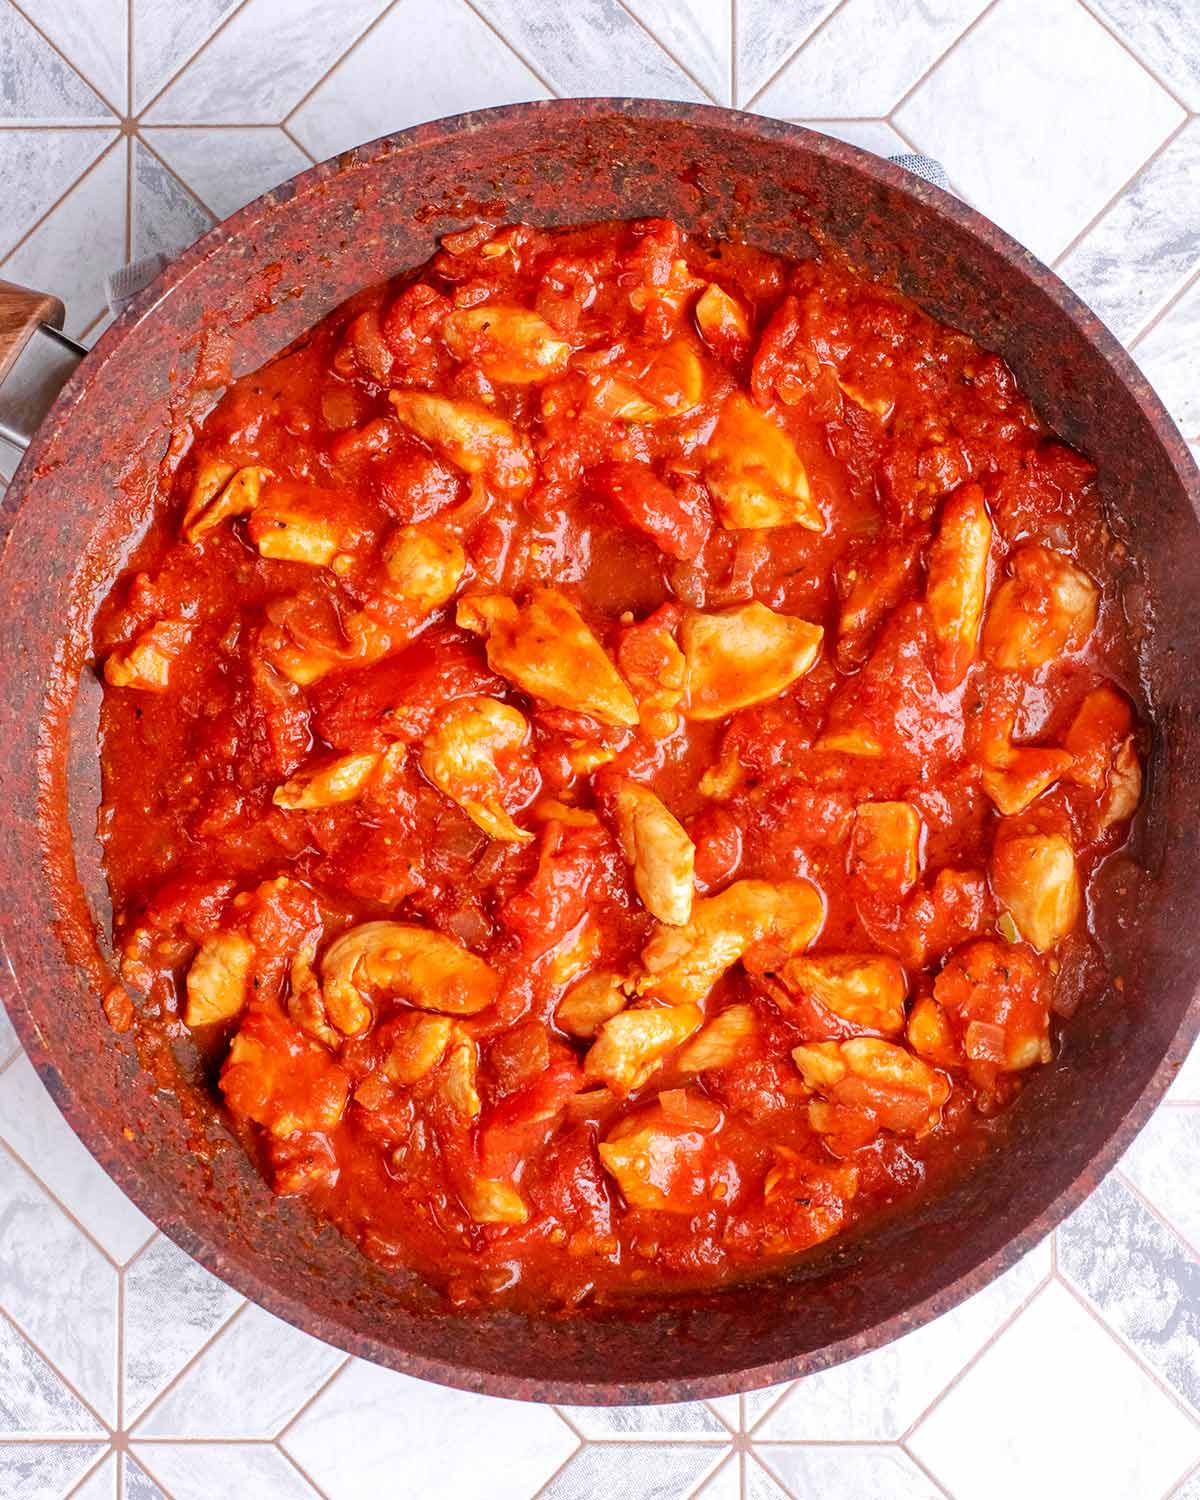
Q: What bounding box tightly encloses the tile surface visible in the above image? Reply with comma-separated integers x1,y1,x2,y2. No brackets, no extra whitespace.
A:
1,2,1199,1496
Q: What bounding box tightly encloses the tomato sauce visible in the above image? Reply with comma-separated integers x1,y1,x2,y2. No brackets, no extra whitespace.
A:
94,217,1141,1309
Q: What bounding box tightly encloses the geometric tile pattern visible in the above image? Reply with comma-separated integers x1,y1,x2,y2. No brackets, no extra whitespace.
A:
0,2,1197,1495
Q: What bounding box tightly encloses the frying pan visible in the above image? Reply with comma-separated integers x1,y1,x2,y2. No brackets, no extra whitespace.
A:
0,99,1197,1404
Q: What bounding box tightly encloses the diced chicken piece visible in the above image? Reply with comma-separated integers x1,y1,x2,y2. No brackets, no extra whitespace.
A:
850,803,922,898
184,932,254,1027
640,878,824,1006
457,589,639,727
103,620,191,691
556,971,629,1038
698,745,745,799
934,939,1051,1072
613,780,695,926
381,1013,454,1084
680,600,823,721
381,525,467,610
220,1007,350,1137
247,493,342,566
420,696,535,843
694,283,751,358
982,544,1099,670
926,484,992,690
462,1177,529,1225
287,940,338,1049
776,954,907,1034
980,746,1075,816
991,830,1082,951
273,750,381,810
590,340,705,423
389,390,534,495
703,393,823,532
182,463,268,543
677,1002,757,1071
441,304,570,384
321,921,500,1035
906,996,961,1069
1063,685,1141,829
584,1004,703,1094
792,1037,949,1145
440,1027,481,1123
598,1104,734,1213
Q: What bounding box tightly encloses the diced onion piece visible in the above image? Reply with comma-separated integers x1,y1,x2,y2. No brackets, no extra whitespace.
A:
681,600,823,721
704,393,822,531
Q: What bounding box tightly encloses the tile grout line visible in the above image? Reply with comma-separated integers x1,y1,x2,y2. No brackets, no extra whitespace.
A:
1073,0,1197,116
899,1436,959,1499
0,131,120,272
132,129,221,226
751,1444,803,1500
1162,1454,1200,1500
133,0,256,121
7,0,124,119
0,1305,114,1437
123,1298,249,1436
680,1442,735,1497
1050,113,1192,270
61,1445,114,1499
0,1136,124,1272
125,1443,183,1500
275,1439,337,1500
743,1380,798,1438
885,0,1006,122
277,0,407,132
549,1406,588,1442
126,0,133,119
1054,1272,1200,1432
611,0,722,107
526,1437,586,1500
739,0,855,112
273,1354,354,1444
1110,1166,1200,1263
1125,259,1200,353
899,1267,1057,1443
702,1396,739,1435
453,0,564,100
279,121,319,167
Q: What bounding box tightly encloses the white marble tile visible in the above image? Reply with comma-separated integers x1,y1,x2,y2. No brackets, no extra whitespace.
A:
0,4,113,123
288,2,549,164
909,1280,1200,1500
17,0,127,114
71,1450,117,1500
1132,273,1200,437
0,128,116,260
1057,118,1200,343
0,1055,151,1265
735,0,840,106
0,137,126,337
131,0,242,114
468,0,708,101
123,1455,167,1500
1083,0,1200,111
757,0,990,117
0,1147,117,1425
282,1360,577,1500
142,0,392,124
132,1443,321,1500
623,0,731,103
1058,1172,1200,1414
705,1393,740,1431
797,119,914,158
0,1008,17,1066
140,127,310,220
694,1452,742,1500
760,1444,947,1499
1121,1107,1200,1256
131,139,214,259
756,1236,1050,1440
743,1381,792,1430
894,0,1185,262
744,1456,789,1499
135,1302,341,1438
0,1314,105,1436
0,1443,107,1500
122,1236,243,1425
540,1443,726,1499
559,1399,727,1438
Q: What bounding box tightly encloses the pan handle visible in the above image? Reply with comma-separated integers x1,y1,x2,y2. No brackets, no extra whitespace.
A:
0,279,86,449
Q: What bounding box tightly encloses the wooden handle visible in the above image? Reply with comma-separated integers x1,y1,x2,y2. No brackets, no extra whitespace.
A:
0,279,66,387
